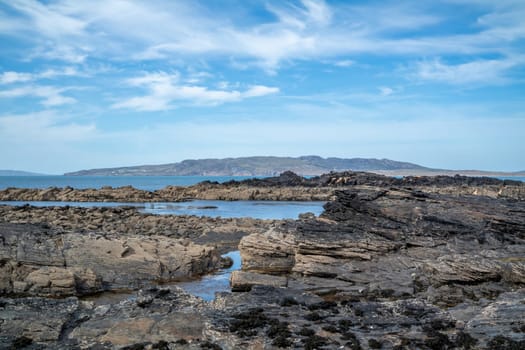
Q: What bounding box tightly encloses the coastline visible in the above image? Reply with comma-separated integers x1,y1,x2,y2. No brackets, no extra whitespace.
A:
1,170,524,348
0,171,524,203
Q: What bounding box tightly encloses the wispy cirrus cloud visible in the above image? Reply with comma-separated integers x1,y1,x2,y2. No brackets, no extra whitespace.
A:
0,110,95,142
0,85,76,106
112,72,279,111
1,0,524,72
0,67,83,84
0,71,34,84
413,56,524,84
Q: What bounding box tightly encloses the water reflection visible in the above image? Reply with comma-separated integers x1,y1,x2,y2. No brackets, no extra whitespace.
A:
176,251,241,301
0,200,325,219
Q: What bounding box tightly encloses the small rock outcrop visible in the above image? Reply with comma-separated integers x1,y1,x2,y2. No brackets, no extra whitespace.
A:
0,222,221,297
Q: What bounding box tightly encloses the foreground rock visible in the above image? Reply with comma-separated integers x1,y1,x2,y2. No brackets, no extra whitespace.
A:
235,187,525,347
0,222,221,297
1,170,523,202
2,285,524,349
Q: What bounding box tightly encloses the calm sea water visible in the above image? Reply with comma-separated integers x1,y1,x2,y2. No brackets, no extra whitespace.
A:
1,175,523,191
495,176,525,182
0,175,259,191
0,200,325,220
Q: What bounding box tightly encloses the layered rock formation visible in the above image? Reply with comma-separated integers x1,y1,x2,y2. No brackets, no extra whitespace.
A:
234,187,525,348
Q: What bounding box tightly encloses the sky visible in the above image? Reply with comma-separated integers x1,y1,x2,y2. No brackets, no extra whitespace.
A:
0,0,524,174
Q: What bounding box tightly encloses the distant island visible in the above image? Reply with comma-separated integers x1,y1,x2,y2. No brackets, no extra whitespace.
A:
64,156,525,177
0,170,47,176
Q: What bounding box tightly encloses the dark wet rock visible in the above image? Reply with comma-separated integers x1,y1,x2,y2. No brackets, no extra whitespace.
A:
1,283,523,349
240,187,525,298
236,186,525,348
0,296,79,342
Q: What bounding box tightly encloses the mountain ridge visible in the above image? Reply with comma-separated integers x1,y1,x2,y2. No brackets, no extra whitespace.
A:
63,156,525,177
0,170,48,176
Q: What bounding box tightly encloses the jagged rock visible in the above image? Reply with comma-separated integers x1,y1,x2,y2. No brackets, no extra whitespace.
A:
1,173,524,348
464,290,525,348
239,228,296,274
239,186,525,303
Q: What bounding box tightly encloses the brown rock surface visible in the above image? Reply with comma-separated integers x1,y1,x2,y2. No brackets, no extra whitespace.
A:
0,222,221,297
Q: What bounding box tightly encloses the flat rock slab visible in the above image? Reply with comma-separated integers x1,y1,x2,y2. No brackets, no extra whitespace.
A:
230,270,288,291
0,222,221,297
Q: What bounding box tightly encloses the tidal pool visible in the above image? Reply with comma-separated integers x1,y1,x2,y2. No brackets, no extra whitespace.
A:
82,251,242,305
176,251,242,301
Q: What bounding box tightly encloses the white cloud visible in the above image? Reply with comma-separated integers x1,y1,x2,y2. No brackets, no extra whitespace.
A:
378,86,394,96
39,66,82,78
0,85,76,106
0,67,85,85
113,72,279,111
243,85,280,98
0,110,95,142
334,60,354,67
30,45,89,63
413,57,522,84
0,72,33,84
2,0,523,72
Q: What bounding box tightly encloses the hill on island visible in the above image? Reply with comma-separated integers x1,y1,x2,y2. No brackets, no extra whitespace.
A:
65,156,430,176
0,170,47,176
64,156,525,177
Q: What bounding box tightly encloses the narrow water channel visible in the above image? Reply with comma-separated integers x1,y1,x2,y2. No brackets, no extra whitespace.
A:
82,251,242,305
176,251,242,301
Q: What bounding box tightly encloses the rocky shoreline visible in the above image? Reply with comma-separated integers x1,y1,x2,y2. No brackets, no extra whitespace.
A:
0,171,524,349
0,205,278,253
1,171,524,202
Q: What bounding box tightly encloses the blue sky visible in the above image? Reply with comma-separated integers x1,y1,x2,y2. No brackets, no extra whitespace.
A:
0,0,524,174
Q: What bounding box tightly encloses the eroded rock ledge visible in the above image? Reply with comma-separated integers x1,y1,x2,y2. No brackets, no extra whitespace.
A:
0,222,221,297
0,170,523,202
233,187,525,348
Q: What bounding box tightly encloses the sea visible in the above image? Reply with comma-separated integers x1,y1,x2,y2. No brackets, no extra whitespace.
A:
0,175,258,191
1,175,523,191
0,175,326,219
0,175,522,220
